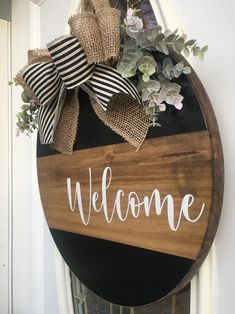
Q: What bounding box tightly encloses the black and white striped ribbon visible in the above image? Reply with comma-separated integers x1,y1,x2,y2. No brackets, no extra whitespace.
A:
22,35,141,144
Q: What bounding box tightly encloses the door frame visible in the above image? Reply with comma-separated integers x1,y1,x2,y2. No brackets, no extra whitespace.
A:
0,17,12,314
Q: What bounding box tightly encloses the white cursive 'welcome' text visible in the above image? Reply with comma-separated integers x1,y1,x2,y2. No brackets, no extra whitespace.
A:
66,167,205,231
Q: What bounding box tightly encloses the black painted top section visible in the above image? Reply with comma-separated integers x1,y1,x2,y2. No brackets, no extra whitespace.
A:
51,229,193,306
37,60,206,157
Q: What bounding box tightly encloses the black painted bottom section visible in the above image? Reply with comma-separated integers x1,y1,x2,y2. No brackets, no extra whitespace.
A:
51,229,193,306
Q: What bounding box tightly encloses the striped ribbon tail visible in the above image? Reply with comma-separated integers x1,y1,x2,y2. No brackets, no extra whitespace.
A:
37,84,66,144
82,64,141,110
22,61,65,144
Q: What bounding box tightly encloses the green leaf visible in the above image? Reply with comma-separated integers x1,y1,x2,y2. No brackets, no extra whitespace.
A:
142,74,150,82
172,39,180,53
173,69,181,78
160,43,169,55
145,29,159,42
183,47,190,57
175,62,184,71
21,104,30,111
155,25,162,33
192,46,201,56
165,66,172,77
147,31,159,41
142,89,151,101
155,33,165,42
201,45,208,53
155,43,163,52
17,121,26,128
183,66,191,74
199,52,204,61
163,57,173,68
148,64,157,76
166,83,181,93
8,78,18,86
122,67,137,78
138,55,157,76
185,39,196,46
21,91,31,103
147,80,161,91
174,37,185,52
164,34,177,44
164,29,172,37
146,26,162,41
138,63,148,73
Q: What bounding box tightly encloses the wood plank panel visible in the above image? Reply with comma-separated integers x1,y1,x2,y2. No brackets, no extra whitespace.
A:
167,52,224,297
37,130,212,260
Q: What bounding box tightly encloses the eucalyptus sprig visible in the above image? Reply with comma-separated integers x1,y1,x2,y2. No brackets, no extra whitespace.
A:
116,40,143,77
9,79,40,136
157,57,191,80
117,5,208,127
16,91,39,136
8,78,18,86
141,79,184,126
139,26,208,60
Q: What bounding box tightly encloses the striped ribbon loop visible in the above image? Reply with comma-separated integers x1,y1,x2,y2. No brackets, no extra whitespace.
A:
47,35,95,89
23,61,61,106
22,35,141,145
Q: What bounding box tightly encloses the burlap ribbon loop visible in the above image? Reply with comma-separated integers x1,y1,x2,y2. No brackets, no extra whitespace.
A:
69,0,120,64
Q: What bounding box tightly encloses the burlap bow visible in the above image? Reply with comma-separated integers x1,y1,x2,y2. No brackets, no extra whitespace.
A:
16,2,149,154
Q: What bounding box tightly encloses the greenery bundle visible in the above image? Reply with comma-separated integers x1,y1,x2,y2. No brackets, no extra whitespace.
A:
12,0,207,136
117,3,207,126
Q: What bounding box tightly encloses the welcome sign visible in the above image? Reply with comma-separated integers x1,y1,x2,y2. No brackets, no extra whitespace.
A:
37,59,223,305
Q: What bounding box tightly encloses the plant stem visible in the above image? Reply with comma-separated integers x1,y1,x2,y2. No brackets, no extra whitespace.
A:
132,0,142,7
114,0,120,8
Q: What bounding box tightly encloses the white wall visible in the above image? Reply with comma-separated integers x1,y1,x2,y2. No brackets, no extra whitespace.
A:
172,1,235,313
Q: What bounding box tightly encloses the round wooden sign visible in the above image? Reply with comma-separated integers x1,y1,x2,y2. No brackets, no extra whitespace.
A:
37,52,223,306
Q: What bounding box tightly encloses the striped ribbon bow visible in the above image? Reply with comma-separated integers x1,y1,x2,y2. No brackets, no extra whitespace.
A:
19,35,149,153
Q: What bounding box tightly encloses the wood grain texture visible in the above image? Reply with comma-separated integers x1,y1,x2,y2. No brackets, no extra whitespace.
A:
162,51,224,299
37,130,212,260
